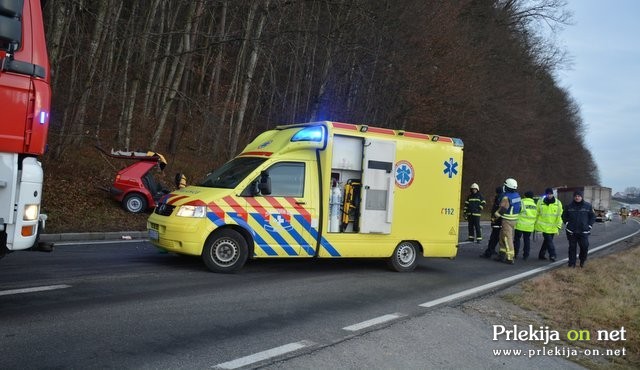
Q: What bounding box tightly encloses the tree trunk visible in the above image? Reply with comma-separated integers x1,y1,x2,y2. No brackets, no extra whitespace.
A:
150,1,204,150
199,1,227,154
64,0,110,147
119,0,160,149
218,1,259,158
228,0,271,157
169,2,205,155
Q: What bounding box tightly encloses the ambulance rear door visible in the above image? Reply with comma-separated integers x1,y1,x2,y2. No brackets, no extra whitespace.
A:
359,139,395,234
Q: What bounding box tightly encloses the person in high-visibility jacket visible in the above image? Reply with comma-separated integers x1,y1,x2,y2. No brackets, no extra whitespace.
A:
535,187,563,262
514,191,537,260
494,178,521,264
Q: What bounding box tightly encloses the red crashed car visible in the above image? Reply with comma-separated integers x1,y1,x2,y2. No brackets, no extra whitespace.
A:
97,148,183,213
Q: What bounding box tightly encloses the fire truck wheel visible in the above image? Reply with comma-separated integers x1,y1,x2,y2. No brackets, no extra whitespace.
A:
123,193,147,213
388,241,418,272
202,229,248,273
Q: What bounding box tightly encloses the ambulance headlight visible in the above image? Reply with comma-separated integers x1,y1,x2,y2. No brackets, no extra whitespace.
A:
176,205,207,218
23,204,40,221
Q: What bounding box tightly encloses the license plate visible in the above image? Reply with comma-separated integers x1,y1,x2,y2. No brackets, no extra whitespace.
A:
148,229,159,240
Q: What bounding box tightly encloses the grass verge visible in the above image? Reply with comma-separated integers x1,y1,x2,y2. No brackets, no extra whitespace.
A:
505,243,640,369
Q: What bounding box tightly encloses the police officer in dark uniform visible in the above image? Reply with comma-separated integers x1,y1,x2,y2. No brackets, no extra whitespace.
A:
562,190,596,268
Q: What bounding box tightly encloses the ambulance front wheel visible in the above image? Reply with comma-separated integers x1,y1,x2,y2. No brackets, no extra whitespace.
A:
388,241,418,272
202,229,248,273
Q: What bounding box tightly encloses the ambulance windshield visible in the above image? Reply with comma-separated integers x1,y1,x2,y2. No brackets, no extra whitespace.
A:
200,157,267,189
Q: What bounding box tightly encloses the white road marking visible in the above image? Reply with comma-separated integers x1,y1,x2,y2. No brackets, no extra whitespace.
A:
420,230,640,308
342,313,405,332
213,340,315,369
0,284,71,296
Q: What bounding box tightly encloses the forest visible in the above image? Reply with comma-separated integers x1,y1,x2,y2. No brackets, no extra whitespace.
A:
38,0,600,231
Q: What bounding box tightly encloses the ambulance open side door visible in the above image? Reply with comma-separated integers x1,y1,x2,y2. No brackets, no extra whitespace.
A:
359,139,395,234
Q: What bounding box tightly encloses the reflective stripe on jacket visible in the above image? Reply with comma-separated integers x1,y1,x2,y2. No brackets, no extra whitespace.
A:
535,197,563,233
515,197,537,232
500,192,522,221
464,193,486,216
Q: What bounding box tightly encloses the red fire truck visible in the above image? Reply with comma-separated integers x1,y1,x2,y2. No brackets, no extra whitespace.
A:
0,0,51,258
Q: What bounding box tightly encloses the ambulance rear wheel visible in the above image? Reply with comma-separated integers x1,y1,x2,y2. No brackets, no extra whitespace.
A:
202,229,248,273
388,241,418,272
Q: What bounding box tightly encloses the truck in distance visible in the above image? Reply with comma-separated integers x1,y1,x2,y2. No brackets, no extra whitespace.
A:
556,185,612,222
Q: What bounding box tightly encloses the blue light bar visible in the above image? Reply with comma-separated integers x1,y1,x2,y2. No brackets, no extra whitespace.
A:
452,138,464,147
291,126,325,142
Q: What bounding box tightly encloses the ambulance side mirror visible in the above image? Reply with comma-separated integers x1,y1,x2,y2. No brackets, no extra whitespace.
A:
258,171,271,195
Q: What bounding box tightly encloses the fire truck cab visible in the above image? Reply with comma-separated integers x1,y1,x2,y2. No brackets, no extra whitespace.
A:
147,121,464,273
1,0,51,257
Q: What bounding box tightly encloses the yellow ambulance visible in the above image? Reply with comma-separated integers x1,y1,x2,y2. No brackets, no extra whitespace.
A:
147,121,464,272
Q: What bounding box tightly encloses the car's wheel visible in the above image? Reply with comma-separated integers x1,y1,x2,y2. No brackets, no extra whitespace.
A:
202,229,248,273
123,193,147,213
387,241,418,272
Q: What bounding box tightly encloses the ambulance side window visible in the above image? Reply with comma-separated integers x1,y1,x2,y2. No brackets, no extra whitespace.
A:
266,162,305,197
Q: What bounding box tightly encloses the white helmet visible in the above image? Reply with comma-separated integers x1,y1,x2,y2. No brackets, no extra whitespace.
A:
470,183,479,191
504,178,518,190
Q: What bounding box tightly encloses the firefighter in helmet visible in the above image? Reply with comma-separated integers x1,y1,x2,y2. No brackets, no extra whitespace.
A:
494,178,521,264
464,183,486,243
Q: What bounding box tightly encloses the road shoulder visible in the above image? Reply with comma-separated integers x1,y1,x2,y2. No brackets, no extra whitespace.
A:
264,288,585,369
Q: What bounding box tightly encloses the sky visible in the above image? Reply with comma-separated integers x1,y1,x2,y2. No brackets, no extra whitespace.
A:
555,0,640,195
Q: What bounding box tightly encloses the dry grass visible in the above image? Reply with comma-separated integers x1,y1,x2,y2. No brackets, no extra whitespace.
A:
506,244,640,369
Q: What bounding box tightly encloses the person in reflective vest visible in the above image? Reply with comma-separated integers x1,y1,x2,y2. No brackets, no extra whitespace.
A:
494,178,521,264
514,191,537,260
535,187,563,262
464,183,486,243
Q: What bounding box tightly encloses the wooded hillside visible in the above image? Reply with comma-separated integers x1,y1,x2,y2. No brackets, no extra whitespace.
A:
41,0,599,226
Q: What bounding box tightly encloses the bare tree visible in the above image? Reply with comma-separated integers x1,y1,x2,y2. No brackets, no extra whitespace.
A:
150,1,205,150
64,0,111,147
228,0,271,156
41,0,599,193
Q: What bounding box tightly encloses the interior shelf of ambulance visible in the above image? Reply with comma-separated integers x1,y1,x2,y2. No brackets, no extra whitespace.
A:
328,135,395,234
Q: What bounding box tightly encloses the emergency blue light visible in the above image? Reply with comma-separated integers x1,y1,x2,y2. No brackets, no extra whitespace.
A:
452,138,464,147
291,126,325,142
39,111,48,124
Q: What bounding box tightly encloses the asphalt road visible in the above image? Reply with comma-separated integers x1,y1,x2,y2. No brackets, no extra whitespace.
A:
1,218,638,369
